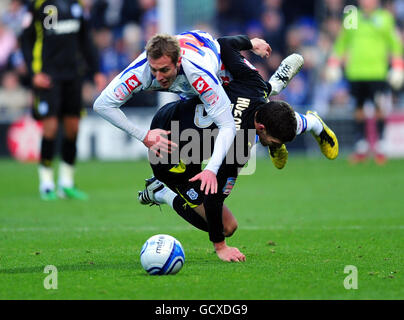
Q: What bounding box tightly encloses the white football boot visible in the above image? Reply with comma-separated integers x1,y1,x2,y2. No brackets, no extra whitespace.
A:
138,176,165,206
268,53,304,96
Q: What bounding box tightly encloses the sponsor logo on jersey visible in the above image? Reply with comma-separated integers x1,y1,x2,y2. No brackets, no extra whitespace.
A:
192,76,210,94
53,19,81,34
38,101,49,115
125,74,142,92
186,188,199,201
220,76,230,86
233,97,250,130
223,177,236,195
71,3,83,18
114,83,130,101
201,89,219,106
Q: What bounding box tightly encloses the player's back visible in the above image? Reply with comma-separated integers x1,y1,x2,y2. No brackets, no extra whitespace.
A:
176,31,222,76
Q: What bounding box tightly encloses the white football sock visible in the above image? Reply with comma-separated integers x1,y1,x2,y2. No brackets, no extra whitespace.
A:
268,79,283,96
38,165,55,192
58,162,74,188
154,186,177,207
295,112,323,136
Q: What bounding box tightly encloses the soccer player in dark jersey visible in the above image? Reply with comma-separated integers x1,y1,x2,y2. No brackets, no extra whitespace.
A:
20,0,106,200
138,35,338,262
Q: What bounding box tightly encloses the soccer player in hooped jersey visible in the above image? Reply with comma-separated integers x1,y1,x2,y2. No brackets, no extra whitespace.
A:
94,31,295,195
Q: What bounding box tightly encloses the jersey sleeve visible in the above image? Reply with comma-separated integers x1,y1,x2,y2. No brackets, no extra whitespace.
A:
181,57,236,174
218,35,268,92
333,24,349,59
93,52,149,141
181,56,230,119
19,2,38,78
384,12,403,57
101,52,148,106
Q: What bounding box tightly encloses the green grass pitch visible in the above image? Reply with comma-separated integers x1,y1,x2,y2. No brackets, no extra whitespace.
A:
0,156,403,300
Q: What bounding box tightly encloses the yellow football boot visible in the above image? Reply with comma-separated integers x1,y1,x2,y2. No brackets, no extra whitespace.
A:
269,144,288,169
307,111,339,160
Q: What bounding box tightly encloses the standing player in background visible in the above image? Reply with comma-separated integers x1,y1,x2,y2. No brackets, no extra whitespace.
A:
20,0,106,200
325,0,404,164
93,31,306,196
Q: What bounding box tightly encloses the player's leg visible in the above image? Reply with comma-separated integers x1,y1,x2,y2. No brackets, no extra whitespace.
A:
138,165,238,236
349,81,369,163
269,54,338,161
38,116,59,200
57,79,88,199
34,85,60,200
186,203,238,237
373,82,390,165
268,53,304,96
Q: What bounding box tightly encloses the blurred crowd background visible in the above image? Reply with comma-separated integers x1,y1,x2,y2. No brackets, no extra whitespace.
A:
2,0,404,121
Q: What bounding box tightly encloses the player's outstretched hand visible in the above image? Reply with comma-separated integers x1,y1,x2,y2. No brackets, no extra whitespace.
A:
143,129,178,158
250,38,272,59
189,169,217,195
214,241,246,262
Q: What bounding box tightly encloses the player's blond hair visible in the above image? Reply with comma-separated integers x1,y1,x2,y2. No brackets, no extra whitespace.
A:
145,34,181,64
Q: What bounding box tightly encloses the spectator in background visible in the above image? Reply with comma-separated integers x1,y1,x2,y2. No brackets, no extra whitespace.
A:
325,0,404,164
0,21,16,72
261,7,285,55
1,0,27,36
0,70,31,119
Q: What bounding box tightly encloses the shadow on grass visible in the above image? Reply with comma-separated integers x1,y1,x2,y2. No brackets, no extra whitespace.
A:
0,257,216,275
0,261,141,275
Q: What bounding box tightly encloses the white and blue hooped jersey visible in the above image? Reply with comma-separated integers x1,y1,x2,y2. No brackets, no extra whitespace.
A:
99,30,232,120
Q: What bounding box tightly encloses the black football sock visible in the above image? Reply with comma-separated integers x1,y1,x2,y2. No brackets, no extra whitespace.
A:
376,120,385,140
355,120,366,142
40,137,56,167
61,137,77,165
172,196,208,232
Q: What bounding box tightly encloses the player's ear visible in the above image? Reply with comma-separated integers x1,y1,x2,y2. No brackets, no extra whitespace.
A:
256,123,265,133
177,56,182,67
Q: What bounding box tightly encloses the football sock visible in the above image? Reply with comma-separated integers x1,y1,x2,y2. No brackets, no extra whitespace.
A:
154,186,177,206
58,161,74,188
267,82,273,95
38,165,55,192
39,138,55,192
355,120,366,141
376,120,385,140
40,137,55,167
295,112,323,136
172,196,208,232
61,137,77,165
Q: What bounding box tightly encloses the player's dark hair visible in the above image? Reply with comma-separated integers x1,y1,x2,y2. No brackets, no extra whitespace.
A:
145,34,181,64
255,100,297,143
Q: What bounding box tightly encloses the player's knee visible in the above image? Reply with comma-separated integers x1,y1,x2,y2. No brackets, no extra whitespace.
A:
42,118,59,139
224,219,238,237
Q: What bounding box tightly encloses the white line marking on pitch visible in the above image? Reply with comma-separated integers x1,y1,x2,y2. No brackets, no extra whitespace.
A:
0,225,403,233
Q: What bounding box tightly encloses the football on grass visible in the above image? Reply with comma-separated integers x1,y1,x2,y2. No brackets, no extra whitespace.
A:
140,234,185,275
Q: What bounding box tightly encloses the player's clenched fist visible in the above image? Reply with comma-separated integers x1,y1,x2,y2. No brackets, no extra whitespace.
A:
251,38,272,58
